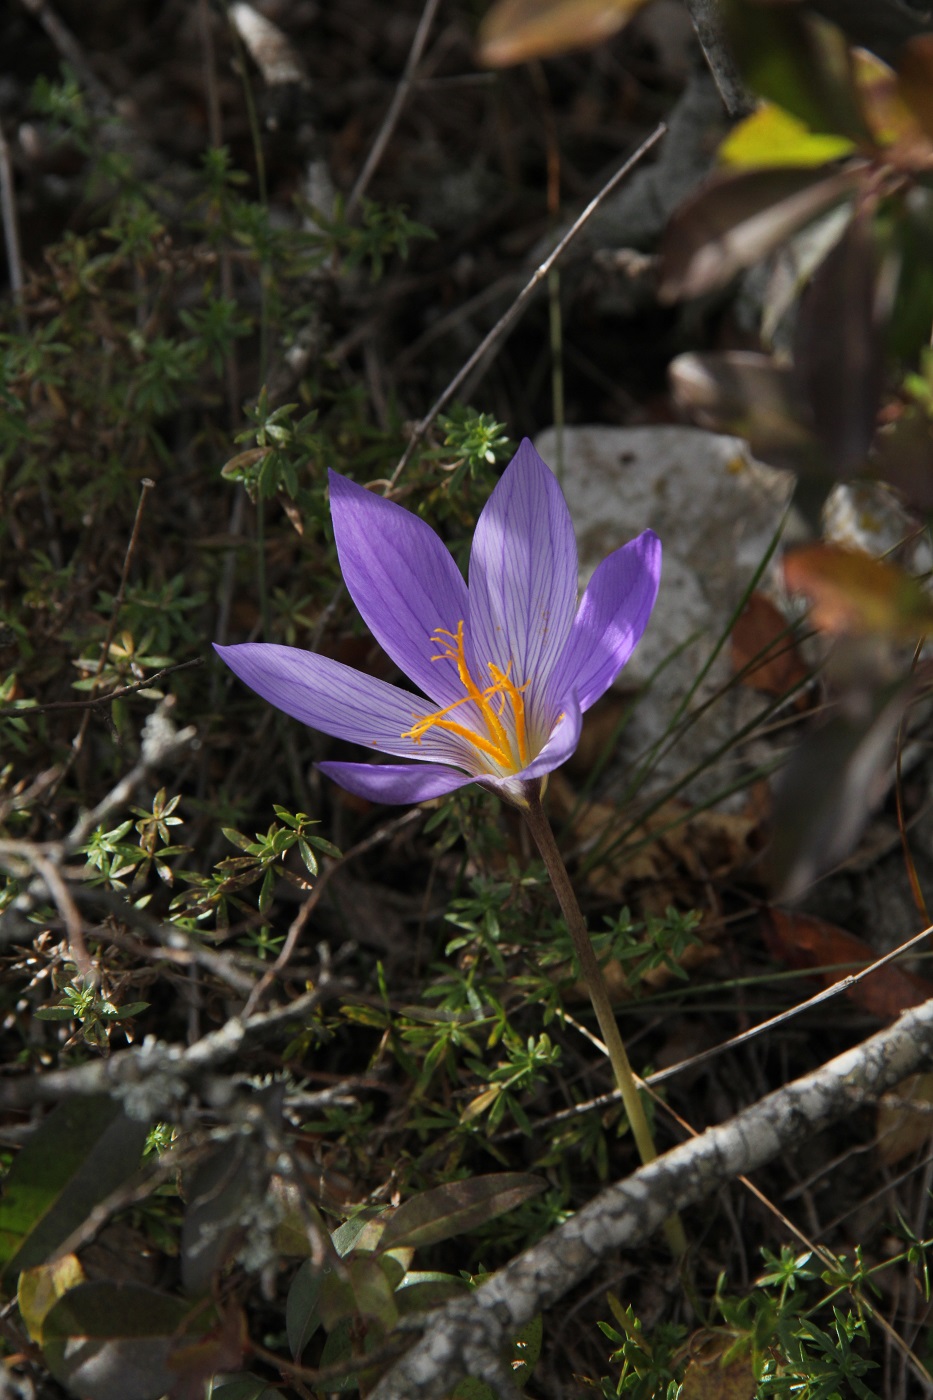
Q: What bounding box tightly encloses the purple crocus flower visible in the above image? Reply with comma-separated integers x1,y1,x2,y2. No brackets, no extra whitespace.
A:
215,439,660,807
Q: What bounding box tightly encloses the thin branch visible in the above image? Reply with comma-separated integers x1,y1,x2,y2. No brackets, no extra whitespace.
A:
70,886,259,996
30,849,91,979
0,656,204,719
647,919,933,1087
0,699,198,938
17,0,110,104
370,995,933,1399
65,698,197,851
346,0,442,218
491,920,933,1146
386,122,667,490
0,981,344,1110
240,807,423,1017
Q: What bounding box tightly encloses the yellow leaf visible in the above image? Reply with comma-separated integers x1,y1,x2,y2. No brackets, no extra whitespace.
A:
477,0,646,68
17,1254,85,1343
719,102,855,169
460,1085,501,1122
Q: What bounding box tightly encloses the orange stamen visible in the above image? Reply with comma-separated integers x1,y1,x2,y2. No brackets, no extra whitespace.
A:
486,662,530,767
401,620,531,773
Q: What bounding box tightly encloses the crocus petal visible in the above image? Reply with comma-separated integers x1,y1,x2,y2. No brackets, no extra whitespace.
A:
547,530,661,715
477,692,582,804
467,440,578,734
318,760,475,804
328,471,470,708
215,642,472,768
518,689,582,781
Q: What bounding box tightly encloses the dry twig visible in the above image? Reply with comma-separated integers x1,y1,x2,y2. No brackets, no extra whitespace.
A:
370,996,933,1400
387,121,668,490
347,0,443,218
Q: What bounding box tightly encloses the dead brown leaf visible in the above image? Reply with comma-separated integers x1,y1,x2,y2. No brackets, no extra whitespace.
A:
681,1349,757,1400
761,908,933,1020
731,591,810,703
477,0,645,67
783,543,933,640
877,1072,933,1165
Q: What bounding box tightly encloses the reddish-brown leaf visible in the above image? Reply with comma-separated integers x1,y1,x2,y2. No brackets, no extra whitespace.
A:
731,592,809,700
761,908,933,1020
783,543,933,639
896,35,933,146
853,49,933,163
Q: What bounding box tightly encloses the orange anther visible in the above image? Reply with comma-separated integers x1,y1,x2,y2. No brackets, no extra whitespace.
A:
401,620,530,774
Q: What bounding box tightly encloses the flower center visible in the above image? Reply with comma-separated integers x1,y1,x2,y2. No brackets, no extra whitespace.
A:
401,620,530,773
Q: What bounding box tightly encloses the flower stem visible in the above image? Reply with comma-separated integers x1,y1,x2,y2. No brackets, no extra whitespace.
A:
521,783,687,1258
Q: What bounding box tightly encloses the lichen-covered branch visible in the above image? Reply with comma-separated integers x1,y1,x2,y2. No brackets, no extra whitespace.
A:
370,997,933,1400
0,982,341,1115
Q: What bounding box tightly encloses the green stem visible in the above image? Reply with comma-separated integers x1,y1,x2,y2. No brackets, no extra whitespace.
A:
521,783,687,1258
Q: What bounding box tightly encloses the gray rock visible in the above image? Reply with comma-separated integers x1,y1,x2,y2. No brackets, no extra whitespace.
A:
535,424,798,798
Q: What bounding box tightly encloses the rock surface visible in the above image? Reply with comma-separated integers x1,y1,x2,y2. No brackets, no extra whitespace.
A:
535,424,798,799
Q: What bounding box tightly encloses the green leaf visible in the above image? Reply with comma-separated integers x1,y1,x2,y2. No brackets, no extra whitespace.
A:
211,1377,281,1400
331,1212,381,1258
395,1270,468,1315
318,1254,399,1332
722,1,869,142
286,1258,325,1358
0,1096,150,1289
222,827,254,852
304,833,342,859
110,1002,150,1019
258,867,275,915
377,1173,546,1253
317,1319,356,1392
42,1281,190,1400
451,1381,496,1399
